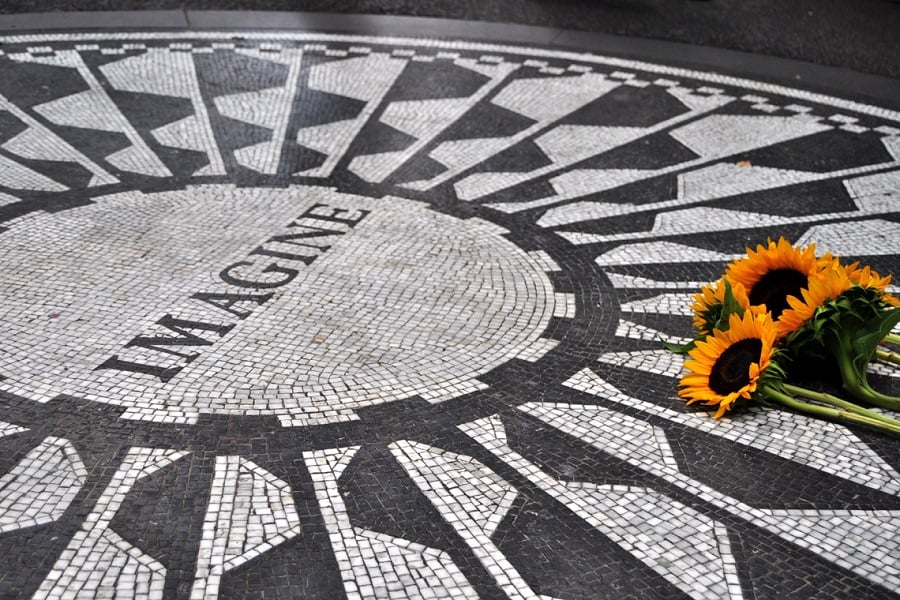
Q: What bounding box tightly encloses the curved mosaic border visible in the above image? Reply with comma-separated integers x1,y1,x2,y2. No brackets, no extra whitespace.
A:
0,30,896,598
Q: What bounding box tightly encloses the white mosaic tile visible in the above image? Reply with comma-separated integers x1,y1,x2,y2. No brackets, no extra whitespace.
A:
0,152,67,191
305,447,478,600
488,170,646,214
797,218,900,257
518,402,678,471
596,349,688,379
191,456,303,599
603,201,899,242
349,59,519,183
870,361,900,379
615,319,693,345
0,94,117,187
460,415,741,599
594,242,739,266
216,48,304,174
564,369,900,496
101,48,226,175
751,103,779,113
538,153,899,232
36,447,187,599
457,121,648,200
605,273,712,290
0,436,86,533
482,407,900,591
663,85,736,113
552,293,576,318
488,91,735,212
404,72,619,192
296,53,408,177
527,250,561,272
419,379,490,403
759,508,900,588
16,50,171,177
0,421,28,438
841,123,869,134
515,337,560,363
0,186,557,425
619,293,694,316
390,440,550,600
0,190,18,206
844,169,900,205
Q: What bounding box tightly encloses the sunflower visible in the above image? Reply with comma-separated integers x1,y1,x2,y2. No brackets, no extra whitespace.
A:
690,277,752,335
843,261,900,307
678,310,777,418
776,266,853,338
725,238,827,320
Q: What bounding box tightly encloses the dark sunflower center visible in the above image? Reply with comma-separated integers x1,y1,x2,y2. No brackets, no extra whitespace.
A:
749,268,808,318
708,338,763,395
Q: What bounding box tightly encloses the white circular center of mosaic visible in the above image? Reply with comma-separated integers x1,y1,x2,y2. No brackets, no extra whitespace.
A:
0,184,557,425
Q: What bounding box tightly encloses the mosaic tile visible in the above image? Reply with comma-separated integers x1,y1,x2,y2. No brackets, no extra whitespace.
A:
296,53,407,177
306,446,477,599
191,456,302,599
460,415,741,599
0,29,897,598
35,448,187,598
563,370,900,496
0,436,86,533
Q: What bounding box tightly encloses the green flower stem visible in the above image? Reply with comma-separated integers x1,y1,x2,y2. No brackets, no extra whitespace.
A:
762,386,900,435
884,333,900,347
875,348,900,366
834,349,900,410
781,383,900,427
827,330,900,411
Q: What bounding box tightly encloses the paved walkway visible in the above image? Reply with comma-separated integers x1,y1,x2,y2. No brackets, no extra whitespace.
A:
3,0,900,79
0,13,898,599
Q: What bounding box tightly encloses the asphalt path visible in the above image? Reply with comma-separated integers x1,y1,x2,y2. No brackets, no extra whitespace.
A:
1,0,899,80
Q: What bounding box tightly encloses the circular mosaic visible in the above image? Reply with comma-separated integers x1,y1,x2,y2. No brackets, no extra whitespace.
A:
0,29,897,599
0,185,556,424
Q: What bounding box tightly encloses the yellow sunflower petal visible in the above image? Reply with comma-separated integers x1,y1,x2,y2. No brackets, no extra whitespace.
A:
776,266,853,338
725,238,823,319
677,310,778,418
845,262,893,291
690,277,751,333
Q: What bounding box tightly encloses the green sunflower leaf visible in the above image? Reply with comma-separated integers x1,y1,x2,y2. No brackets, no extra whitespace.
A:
660,337,697,354
719,278,745,322
851,307,900,366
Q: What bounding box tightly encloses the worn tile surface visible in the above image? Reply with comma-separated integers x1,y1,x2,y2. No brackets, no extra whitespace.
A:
0,30,898,599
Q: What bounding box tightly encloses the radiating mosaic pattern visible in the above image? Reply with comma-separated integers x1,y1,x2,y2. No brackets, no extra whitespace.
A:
0,31,898,598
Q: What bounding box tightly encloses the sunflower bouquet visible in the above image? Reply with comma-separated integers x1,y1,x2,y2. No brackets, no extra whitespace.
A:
666,238,900,435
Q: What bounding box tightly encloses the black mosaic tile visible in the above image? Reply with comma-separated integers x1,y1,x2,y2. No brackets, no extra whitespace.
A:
666,425,900,510
439,98,535,141
728,522,900,599
740,129,895,172
0,29,896,599
562,83,692,128
110,454,213,592
217,532,345,600
494,494,691,599
578,132,701,170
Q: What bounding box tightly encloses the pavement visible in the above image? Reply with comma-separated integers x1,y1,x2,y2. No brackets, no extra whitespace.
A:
0,7,898,600
2,0,900,80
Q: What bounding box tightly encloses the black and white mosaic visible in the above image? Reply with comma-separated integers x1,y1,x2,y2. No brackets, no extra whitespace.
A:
0,30,898,598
